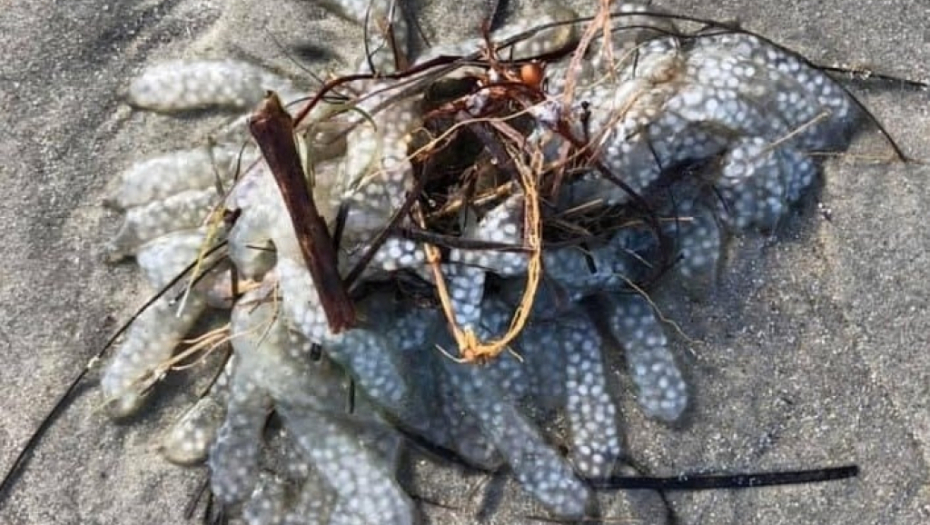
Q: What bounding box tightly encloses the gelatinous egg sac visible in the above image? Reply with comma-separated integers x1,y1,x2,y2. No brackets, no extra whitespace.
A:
102,2,859,524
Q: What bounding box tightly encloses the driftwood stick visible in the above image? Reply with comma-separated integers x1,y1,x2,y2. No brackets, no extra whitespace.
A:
248,92,356,333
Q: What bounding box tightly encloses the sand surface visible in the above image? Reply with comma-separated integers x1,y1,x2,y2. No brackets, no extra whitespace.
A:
0,1,927,524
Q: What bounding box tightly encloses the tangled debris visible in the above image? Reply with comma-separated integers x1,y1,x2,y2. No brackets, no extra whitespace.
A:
3,1,927,524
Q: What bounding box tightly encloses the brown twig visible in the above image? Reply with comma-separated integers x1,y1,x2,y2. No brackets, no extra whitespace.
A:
248,92,356,333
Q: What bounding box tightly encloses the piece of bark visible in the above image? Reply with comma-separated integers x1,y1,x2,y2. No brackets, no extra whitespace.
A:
248,92,356,333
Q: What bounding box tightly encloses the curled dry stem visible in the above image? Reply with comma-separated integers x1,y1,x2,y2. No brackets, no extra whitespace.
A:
420,129,543,363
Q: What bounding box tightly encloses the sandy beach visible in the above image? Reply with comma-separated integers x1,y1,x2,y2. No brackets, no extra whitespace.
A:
0,1,927,523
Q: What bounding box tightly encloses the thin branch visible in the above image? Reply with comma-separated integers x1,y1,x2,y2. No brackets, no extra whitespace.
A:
248,92,356,333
